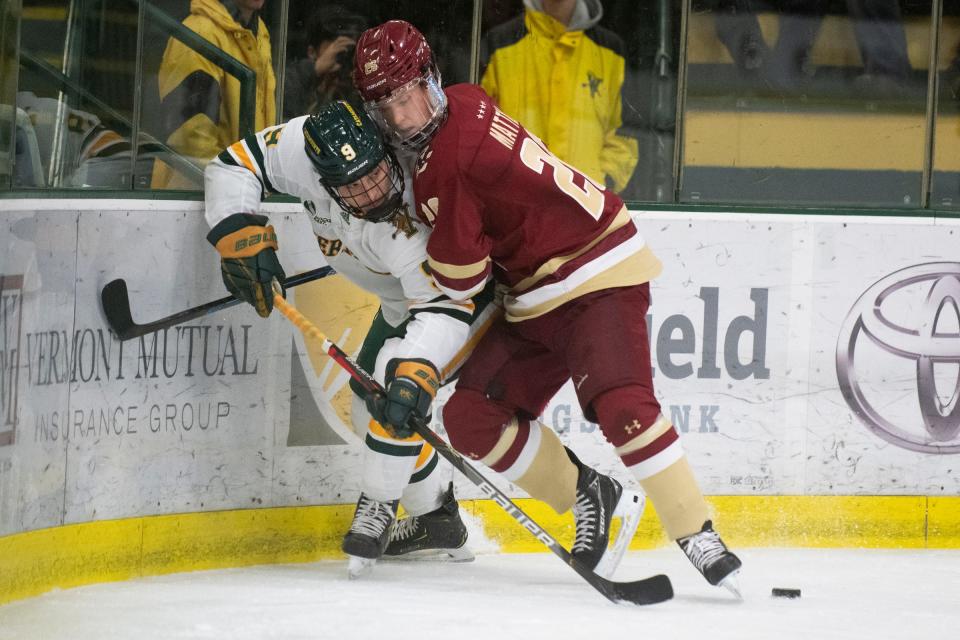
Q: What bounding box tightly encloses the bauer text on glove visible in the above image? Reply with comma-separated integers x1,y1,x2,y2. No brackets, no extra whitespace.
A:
207,213,286,318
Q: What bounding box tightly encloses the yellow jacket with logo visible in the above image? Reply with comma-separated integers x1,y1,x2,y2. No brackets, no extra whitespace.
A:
153,0,276,189
480,7,638,192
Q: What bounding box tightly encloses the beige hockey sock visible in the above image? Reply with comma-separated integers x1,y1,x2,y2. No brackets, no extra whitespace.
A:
482,420,579,513
515,423,579,513
638,456,710,540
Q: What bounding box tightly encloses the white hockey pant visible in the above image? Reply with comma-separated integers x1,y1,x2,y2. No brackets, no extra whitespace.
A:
351,394,451,516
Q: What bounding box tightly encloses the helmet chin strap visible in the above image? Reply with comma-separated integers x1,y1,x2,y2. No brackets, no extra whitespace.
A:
360,192,404,223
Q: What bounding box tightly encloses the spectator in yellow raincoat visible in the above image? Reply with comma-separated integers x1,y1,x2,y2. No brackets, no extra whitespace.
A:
153,0,276,189
480,0,638,193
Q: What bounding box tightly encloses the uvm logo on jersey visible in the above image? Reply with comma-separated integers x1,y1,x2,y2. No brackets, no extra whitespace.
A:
286,277,379,447
0,275,23,446
837,263,960,454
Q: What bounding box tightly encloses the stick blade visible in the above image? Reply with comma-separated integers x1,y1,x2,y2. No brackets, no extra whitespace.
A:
100,279,137,340
604,573,674,605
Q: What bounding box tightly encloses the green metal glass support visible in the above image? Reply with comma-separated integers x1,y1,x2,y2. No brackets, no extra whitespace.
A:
649,0,676,203
0,0,19,190
469,0,482,85
921,0,944,209
20,48,203,183
672,0,691,205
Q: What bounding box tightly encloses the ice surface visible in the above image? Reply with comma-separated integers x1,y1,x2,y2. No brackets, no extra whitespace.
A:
0,548,957,640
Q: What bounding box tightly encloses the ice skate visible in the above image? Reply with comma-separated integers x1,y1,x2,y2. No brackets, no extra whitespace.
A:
385,483,474,562
567,449,645,579
677,520,743,598
342,493,398,579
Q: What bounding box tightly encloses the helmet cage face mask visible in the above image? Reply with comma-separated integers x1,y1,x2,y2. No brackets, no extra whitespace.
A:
365,69,446,151
324,152,405,223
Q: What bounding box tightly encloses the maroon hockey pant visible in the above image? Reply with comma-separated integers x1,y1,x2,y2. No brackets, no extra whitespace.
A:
443,283,663,459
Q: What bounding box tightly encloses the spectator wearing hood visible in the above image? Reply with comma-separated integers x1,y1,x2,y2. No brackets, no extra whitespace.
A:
480,0,638,193
153,0,276,189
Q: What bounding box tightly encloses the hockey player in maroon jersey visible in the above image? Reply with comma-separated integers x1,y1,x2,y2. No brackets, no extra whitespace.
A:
352,20,742,594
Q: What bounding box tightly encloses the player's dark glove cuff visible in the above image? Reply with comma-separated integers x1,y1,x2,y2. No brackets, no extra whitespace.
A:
220,250,285,317
366,358,440,439
365,390,413,438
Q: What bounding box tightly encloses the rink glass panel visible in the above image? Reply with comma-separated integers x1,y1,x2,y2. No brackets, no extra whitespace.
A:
0,0,17,189
0,1,956,207
931,5,960,209
680,1,939,209
479,0,682,203
279,0,475,123
16,0,139,189
137,0,286,191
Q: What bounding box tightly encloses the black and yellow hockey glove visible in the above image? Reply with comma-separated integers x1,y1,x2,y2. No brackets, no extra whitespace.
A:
207,213,286,318
365,358,440,438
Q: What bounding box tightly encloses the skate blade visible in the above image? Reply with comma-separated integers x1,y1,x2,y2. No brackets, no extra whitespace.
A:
593,491,645,580
347,555,377,579
719,570,743,600
383,545,475,563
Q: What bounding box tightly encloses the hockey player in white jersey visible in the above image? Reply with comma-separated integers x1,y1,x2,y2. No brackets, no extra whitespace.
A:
203,100,495,577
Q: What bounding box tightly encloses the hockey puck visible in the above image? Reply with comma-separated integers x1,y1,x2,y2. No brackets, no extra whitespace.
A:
771,588,801,599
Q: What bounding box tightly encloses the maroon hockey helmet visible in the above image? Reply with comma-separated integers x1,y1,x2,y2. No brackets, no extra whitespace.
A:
353,20,433,102
353,20,447,150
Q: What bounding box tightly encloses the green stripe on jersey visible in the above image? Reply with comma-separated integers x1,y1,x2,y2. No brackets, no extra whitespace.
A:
365,433,423,457
408,451,439,483
245,135,276,193
409,305,474,325
217,148,240,166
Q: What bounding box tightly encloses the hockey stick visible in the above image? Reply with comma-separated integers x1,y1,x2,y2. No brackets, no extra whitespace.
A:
101,266,335,341
272,286,674,606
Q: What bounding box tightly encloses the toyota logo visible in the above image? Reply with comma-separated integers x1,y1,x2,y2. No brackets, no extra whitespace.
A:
837,263,960,454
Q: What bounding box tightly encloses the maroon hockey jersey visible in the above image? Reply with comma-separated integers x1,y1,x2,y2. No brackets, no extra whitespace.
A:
415,84,662,322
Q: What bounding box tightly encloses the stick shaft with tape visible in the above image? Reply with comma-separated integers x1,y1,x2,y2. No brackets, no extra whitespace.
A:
272,291,380,396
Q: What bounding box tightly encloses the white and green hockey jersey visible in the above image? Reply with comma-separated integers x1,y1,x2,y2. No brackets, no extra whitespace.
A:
204,115,489,386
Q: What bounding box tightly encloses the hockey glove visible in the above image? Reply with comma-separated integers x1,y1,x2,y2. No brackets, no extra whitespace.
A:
365,358,440,438
207,213,286,318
